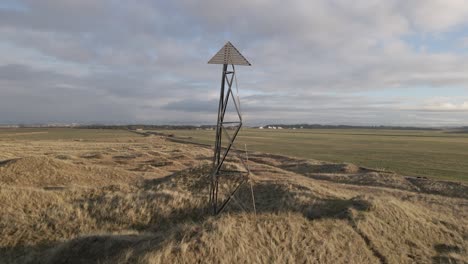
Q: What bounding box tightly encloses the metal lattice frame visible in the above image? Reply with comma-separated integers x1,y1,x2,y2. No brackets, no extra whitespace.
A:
209,63,251,215
208,42,253,215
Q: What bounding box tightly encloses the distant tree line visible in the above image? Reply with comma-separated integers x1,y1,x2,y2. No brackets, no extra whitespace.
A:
76,124,466,131
79,124,217,130
262,124,441,130
5,124,465,131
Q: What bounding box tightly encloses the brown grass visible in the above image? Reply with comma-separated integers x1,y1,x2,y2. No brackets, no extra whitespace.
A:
0,156,139,187
0,133,466,263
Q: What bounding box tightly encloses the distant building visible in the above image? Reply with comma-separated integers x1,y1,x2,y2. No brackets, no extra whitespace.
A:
259,126,264,129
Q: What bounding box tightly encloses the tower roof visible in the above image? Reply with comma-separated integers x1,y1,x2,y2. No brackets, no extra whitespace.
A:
208,42,251,66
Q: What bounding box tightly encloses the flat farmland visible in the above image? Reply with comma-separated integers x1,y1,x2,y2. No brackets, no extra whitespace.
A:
157,128,468,182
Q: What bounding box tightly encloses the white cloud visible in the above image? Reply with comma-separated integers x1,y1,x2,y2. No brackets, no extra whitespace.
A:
417,99,468,111
0,0,467,125
401,0,468,32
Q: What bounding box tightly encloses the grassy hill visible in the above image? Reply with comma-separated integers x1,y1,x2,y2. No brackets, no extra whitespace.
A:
0,128,466,263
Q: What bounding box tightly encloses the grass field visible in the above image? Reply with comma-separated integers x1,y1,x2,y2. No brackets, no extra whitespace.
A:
155,128,468,182
0,128,138,140
1,127,467,263
2,127,467,181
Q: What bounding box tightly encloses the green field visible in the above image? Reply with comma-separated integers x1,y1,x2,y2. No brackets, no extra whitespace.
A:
1,127,467,182
157,128,468,182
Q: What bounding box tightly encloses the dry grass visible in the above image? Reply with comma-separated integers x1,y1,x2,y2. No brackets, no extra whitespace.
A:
0,156,139,187
0,130,467,263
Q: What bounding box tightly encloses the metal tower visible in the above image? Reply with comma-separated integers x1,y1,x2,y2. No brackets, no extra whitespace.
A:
208,42,252,215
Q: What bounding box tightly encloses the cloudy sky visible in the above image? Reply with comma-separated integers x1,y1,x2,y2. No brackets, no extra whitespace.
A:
1,0,468,126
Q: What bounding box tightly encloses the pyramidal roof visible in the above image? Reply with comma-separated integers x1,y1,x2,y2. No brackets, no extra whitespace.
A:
208,42,251,66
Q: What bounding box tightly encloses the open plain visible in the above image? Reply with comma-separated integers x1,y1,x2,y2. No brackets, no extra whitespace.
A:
157,128,468,182
0,128,467,263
